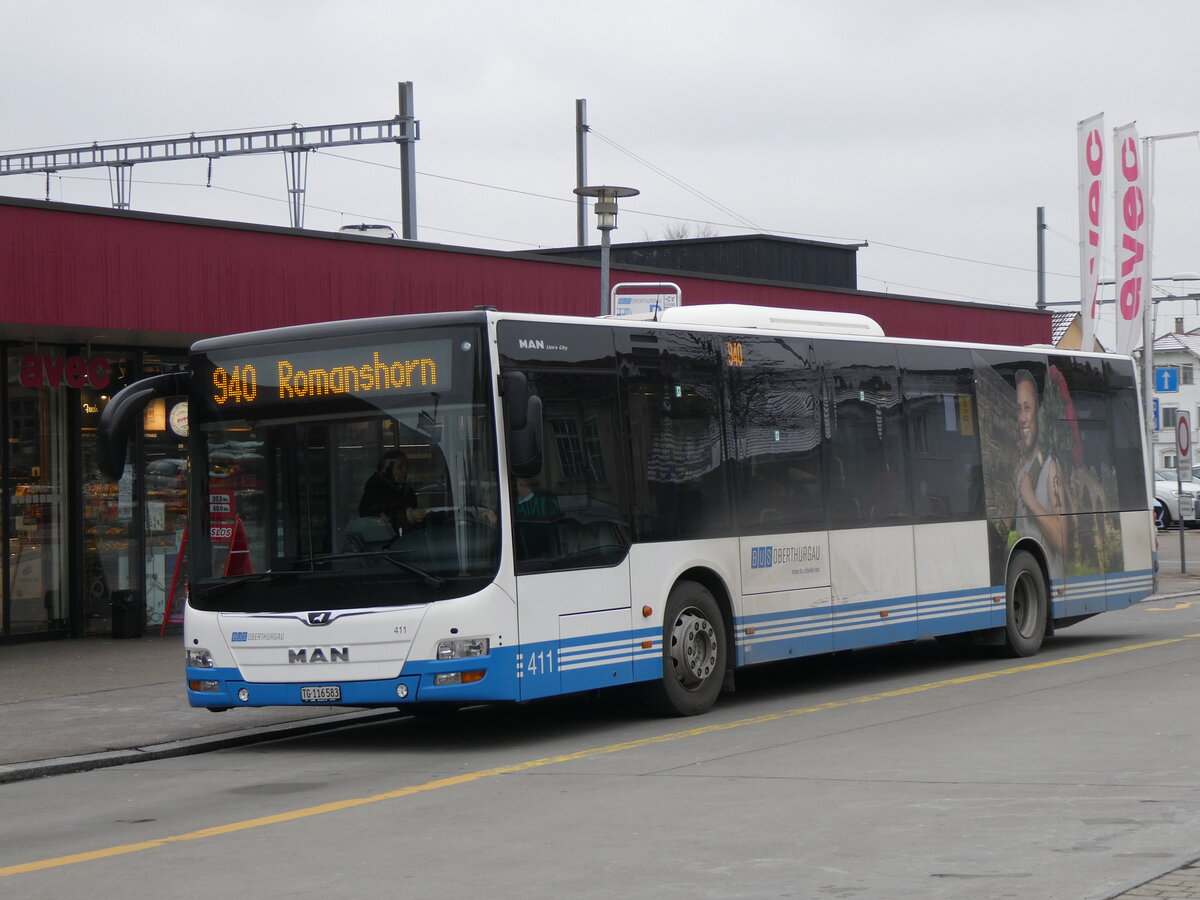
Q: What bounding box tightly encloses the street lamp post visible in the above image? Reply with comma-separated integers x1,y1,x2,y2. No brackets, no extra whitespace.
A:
574,185,639,315
1142,131,1200,565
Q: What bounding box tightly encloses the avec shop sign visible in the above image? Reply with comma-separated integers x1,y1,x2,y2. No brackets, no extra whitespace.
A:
19,354,112,389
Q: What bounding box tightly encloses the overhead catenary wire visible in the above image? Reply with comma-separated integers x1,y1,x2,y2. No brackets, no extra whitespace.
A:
312,149,1068,280
586,128,762,231
14,146,1082,291
34,169,544,248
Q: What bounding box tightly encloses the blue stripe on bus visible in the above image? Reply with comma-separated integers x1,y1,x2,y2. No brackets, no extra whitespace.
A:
733,568,1154,665
514,627,664,697
1054,569,1153,617
187,568,1155,708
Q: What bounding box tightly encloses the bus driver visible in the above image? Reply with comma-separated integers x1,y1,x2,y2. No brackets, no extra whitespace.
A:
359,449,428,532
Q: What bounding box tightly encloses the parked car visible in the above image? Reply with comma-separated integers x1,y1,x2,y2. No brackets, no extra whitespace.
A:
1154,469,1198,529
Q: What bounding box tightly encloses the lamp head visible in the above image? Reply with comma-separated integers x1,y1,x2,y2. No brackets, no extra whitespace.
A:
574,185,639,232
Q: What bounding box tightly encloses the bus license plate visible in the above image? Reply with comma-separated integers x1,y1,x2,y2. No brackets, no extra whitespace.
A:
300,685,341,702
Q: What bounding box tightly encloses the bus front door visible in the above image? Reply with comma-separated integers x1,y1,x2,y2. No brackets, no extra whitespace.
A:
512,527,634,701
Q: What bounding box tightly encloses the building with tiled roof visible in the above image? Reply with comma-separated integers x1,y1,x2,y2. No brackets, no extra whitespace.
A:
1050,311,1107,352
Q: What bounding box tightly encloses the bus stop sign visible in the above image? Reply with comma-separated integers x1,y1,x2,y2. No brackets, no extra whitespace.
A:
1178,411,1192,469
1175,412,1192,571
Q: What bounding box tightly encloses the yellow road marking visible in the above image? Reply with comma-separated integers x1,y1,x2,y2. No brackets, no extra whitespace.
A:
1148,601,1198,610
2,634,1193,877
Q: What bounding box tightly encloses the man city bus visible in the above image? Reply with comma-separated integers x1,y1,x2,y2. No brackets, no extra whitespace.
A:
98,305,1155,716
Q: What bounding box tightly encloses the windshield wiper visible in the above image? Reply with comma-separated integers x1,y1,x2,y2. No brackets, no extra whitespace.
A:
292,552,446,590
195,572,277,599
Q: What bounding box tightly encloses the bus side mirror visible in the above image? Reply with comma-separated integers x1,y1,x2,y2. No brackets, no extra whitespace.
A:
509,394,543,478
501,371,543,478
98,371,192,480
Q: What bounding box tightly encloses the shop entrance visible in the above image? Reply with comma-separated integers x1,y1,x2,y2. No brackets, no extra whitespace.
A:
2,346,183,640
5,346,71,635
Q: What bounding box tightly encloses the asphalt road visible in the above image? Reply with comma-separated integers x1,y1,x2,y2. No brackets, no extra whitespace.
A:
4,596,1200,899
1159,521,1200,575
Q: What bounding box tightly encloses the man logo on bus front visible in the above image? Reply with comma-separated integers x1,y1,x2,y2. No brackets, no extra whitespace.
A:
307,612,333,626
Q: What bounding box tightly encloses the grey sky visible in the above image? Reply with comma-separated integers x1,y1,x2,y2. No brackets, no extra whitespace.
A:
4,0,1198,342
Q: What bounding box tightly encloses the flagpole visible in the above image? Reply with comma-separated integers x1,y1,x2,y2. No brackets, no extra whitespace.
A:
1142,136,1155,501
1077,113,1105,354
1140,129,1200,488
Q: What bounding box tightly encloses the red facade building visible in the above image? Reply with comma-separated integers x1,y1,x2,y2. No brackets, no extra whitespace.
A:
0,196,1051,640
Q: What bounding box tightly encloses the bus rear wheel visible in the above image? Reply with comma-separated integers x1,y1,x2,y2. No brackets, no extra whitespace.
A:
1004,550,1047,657
642,581,727,716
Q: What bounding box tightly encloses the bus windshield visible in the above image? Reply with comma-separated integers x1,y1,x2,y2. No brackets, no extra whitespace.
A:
188,325,499,612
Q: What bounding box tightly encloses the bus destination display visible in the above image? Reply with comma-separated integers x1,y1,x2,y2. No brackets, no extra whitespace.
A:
207,340,454,407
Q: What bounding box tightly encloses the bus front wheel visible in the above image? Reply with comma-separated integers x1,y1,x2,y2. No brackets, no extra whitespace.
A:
1004,550,1047,657
642,581,727,716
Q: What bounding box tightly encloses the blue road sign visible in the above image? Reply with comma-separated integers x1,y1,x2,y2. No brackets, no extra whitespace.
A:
1156,367,1180,393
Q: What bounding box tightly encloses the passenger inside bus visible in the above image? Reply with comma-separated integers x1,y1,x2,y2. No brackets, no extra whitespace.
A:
513,476,557,562
514,476,559,519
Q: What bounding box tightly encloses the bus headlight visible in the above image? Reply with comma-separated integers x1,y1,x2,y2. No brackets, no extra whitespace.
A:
437,637,489,660
186,648,215,668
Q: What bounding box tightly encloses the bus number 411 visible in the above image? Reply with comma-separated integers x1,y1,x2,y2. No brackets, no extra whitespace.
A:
524,650,555,676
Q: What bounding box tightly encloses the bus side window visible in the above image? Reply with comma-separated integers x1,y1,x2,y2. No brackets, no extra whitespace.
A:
824,340,908,529
899,345,983,524
726,334,825,535
829,455,857,519
621,331,729,541
510,368,631,573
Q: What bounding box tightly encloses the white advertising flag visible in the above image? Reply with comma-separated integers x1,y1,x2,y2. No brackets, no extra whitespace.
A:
1113,122,1147,356
1077,114,1104,351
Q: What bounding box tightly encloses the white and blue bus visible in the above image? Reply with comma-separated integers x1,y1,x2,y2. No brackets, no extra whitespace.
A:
98,304,1155,716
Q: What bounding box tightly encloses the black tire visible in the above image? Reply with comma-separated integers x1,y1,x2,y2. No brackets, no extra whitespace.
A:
1004,550,1047,657
641,581,727,716
1156,501,1174,529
